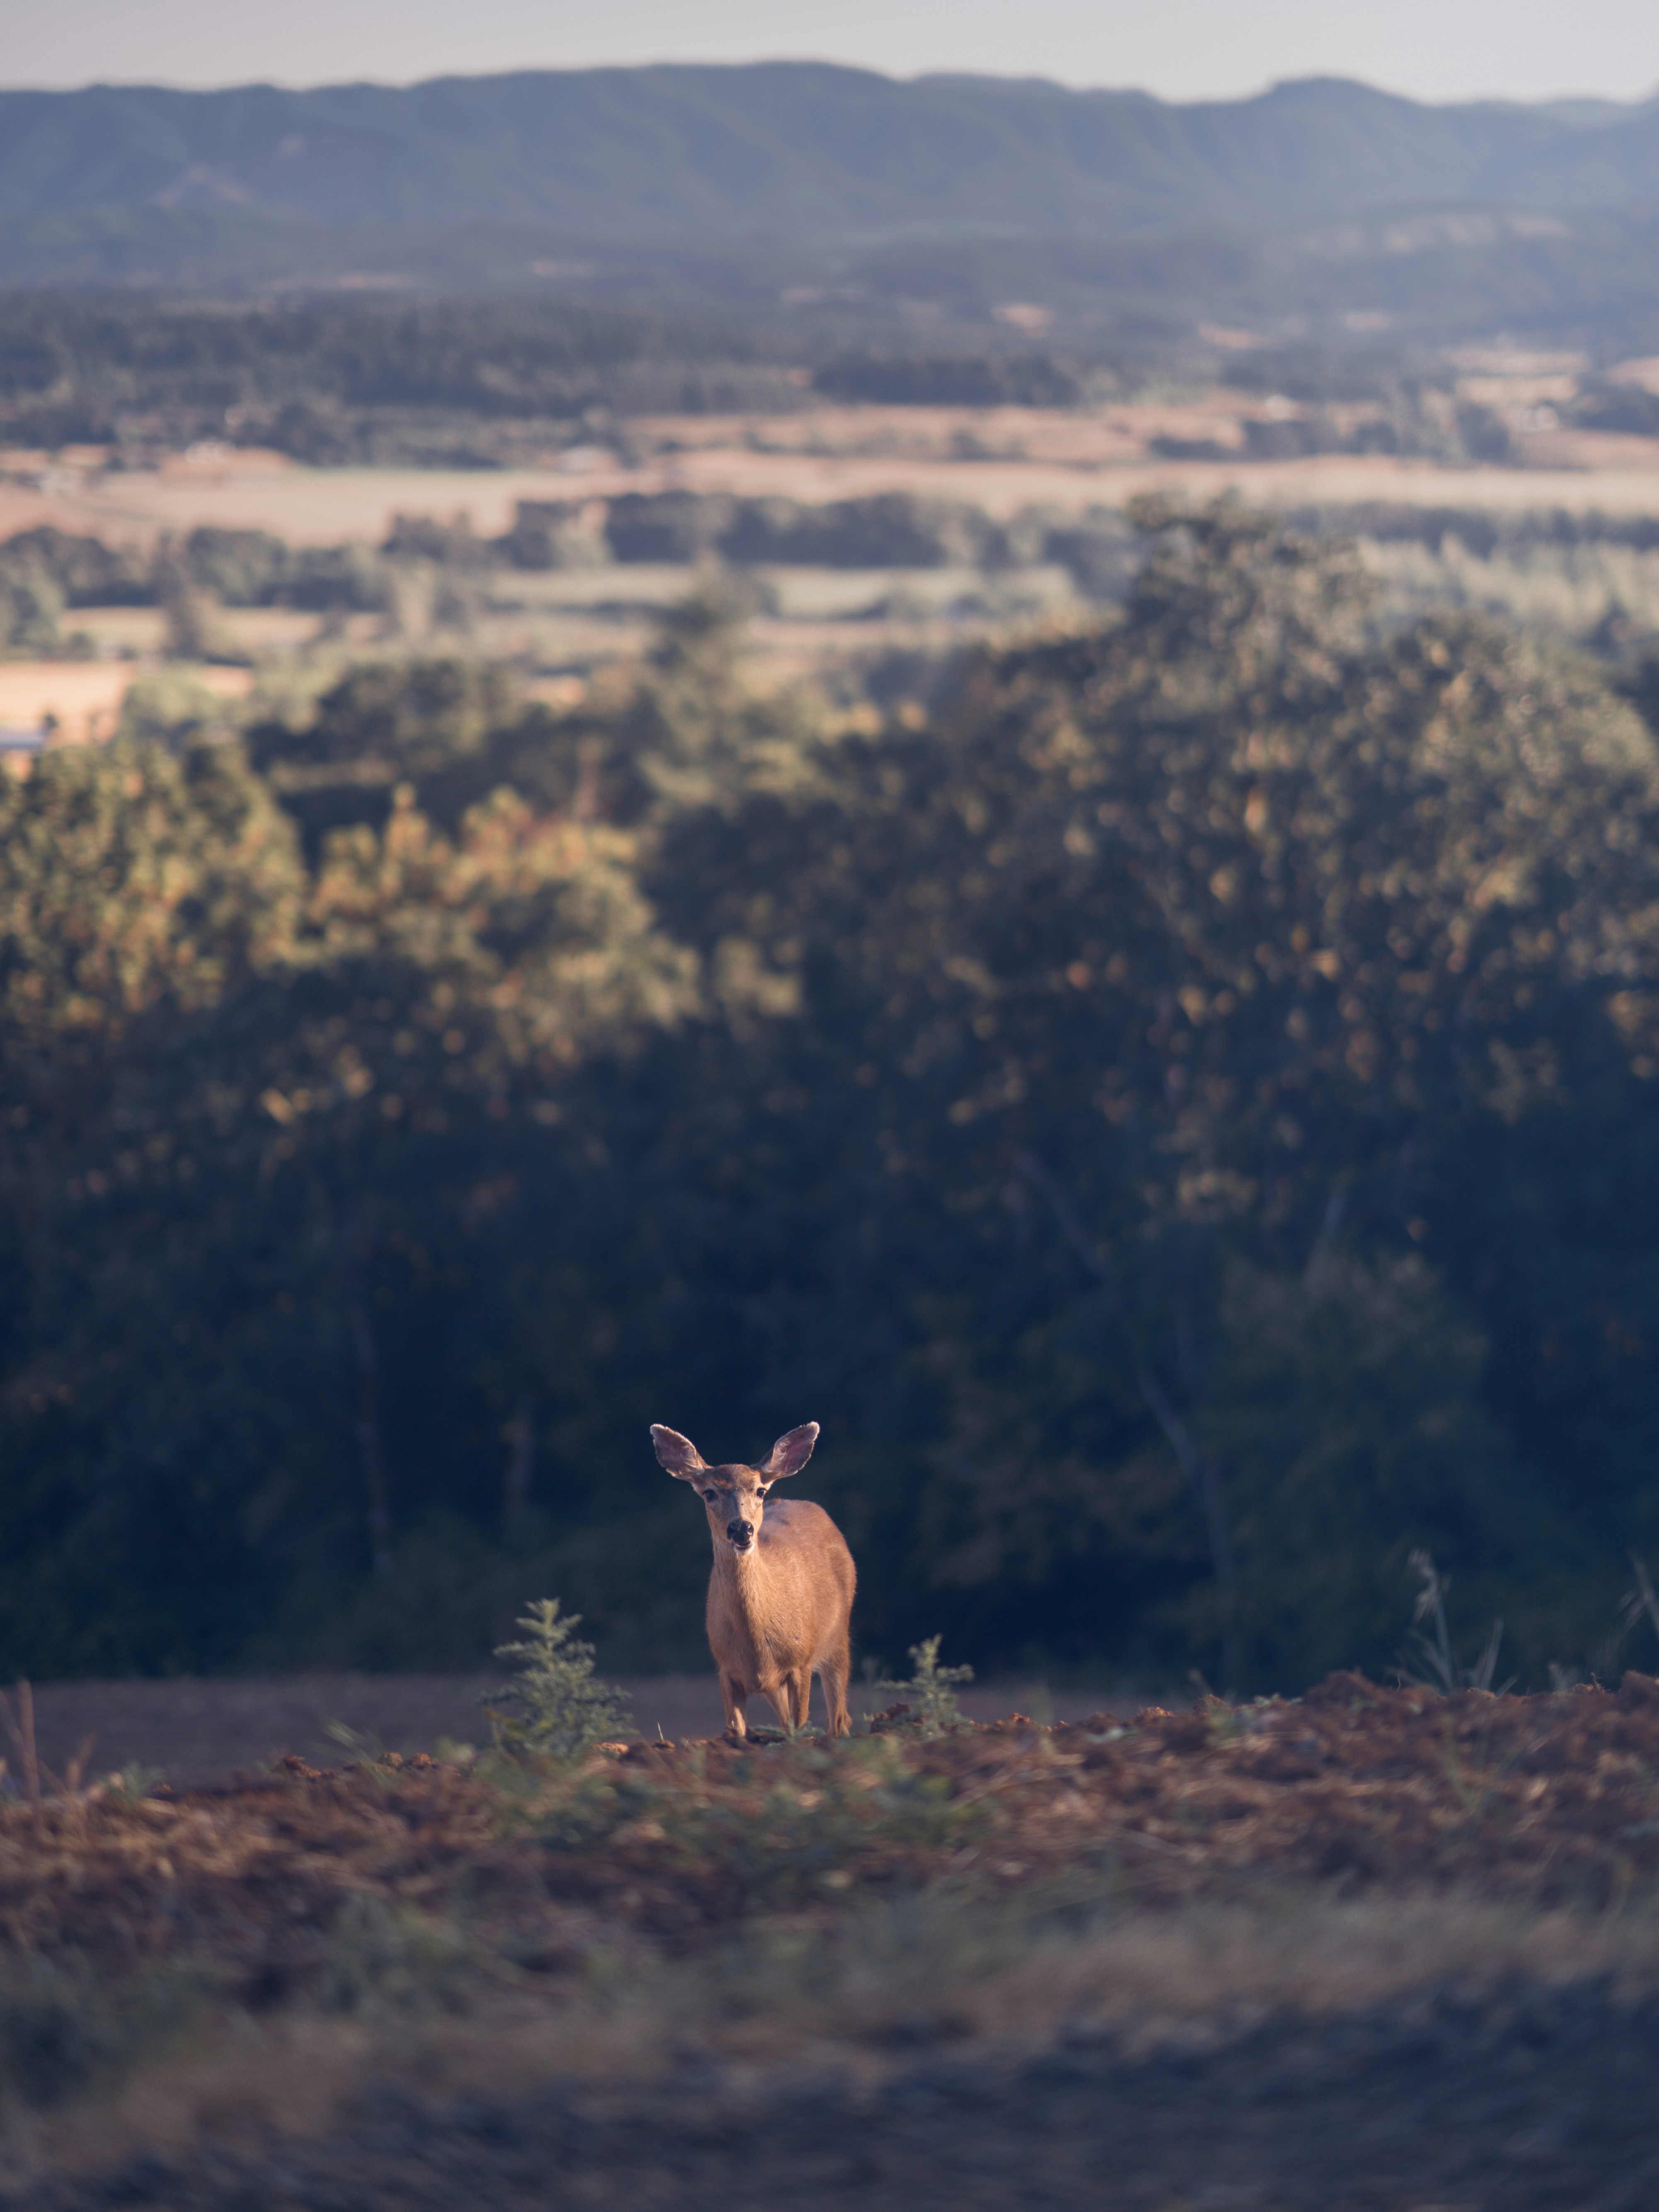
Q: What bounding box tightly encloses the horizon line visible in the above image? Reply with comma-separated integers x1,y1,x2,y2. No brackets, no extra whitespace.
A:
0,60,1654,111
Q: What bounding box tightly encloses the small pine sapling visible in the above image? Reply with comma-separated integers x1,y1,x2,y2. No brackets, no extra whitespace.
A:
482,1599,632,1759
871,1635,975,1737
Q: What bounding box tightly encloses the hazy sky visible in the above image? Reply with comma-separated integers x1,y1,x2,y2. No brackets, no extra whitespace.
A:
6,0,1658,105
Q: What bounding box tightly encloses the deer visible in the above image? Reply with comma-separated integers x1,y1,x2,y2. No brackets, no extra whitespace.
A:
651,1420,856,1740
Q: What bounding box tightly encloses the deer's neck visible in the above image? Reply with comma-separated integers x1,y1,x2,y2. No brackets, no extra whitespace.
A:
710,1540,774,1629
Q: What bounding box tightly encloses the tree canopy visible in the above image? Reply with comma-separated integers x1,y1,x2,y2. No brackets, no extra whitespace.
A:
5,502,1659,1688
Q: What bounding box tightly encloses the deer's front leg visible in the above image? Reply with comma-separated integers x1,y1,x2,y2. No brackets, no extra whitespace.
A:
758,1677,796,1733
722,1675,749,1741
788,1670,813,1730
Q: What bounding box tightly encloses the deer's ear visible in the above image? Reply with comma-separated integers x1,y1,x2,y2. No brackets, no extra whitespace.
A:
760,1422,819,1480
651,1424,708,1480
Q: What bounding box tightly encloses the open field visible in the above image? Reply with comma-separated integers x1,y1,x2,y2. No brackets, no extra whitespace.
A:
22,1672,1146,1789
10,452,1659,549
0,662,133,746
2,587,1073,717
0,662,251,745
59,607,319,659
5,558,1088,714
8,404,1659,553
6,1676,1659,2206
11,389,1659,709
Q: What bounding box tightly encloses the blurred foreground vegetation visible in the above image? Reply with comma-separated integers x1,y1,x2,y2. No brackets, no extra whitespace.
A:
6,501,1659,1688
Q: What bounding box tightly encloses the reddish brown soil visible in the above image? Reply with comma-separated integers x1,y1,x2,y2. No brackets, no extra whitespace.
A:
6,1673,1659,1986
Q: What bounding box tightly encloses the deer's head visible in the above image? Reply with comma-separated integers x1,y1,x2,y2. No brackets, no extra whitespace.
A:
651,1422,819,1555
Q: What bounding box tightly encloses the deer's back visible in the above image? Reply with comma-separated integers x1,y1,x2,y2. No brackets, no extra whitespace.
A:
761,1498,855,1602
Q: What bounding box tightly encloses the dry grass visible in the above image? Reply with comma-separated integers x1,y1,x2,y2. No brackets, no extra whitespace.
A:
0,663,132,742
8,412,1659,556
0,663,253,747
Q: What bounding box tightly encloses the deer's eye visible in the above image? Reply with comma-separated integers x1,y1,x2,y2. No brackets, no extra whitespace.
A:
756,1485,771,1499
699,1489,716,1502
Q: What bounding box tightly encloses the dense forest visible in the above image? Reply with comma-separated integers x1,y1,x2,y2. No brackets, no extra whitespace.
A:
0,294,818,459
0,294,1552,467
5,501,1659,1691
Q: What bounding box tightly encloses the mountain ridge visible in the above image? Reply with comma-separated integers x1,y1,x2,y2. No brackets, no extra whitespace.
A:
5,62,1659,250
5,62,1659,321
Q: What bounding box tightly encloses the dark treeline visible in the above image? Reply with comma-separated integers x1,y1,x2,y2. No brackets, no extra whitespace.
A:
0,295,813,459
6,503,1659,1689
0,294,1530,472
0,294,1121,462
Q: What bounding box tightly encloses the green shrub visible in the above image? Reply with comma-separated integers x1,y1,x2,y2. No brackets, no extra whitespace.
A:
667,1742,979,1897
871,1637,975,1737
531,1736,984,1903
482,1598,632,1760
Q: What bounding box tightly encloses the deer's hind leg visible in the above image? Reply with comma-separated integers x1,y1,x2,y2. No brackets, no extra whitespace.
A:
820,1635,851,1740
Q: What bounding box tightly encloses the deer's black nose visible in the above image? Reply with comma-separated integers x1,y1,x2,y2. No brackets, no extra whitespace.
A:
728,1518,753,1543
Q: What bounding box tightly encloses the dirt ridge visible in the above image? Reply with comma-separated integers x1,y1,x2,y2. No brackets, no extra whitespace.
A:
9,1673,1659,1982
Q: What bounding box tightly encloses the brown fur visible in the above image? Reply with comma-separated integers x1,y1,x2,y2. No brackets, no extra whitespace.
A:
650,1421,856,1740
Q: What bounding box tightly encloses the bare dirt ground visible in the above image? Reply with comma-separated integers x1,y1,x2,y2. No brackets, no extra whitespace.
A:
23,1672,1143,1788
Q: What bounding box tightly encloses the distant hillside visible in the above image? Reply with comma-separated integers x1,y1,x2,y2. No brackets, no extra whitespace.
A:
3,65,1659,246
3,64,1659,338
